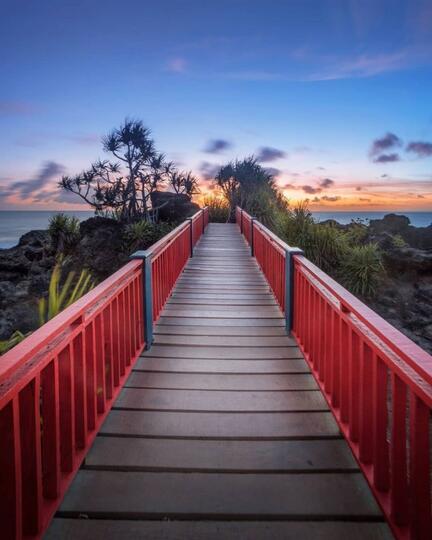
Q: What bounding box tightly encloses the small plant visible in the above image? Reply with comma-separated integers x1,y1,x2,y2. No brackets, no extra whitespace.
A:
392,234,407,248
340,244,384,298
38,261,94,325
0,330,29,355
48,213,80,253
123,220,173,252
203,195,230,223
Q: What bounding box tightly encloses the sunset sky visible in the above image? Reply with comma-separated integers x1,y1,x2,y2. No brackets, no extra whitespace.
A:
1,0,431,212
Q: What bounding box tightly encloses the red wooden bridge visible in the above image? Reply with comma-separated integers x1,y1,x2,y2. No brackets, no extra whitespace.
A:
1,207,431,539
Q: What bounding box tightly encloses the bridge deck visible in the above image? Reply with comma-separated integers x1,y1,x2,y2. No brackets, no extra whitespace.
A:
46,224,392,539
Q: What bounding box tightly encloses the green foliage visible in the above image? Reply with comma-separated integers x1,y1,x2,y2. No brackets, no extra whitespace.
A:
203,195,230,223
340,244,384,298
123,220,173,252
341,219,369,246
215,156,278,221
392,233,407,248
0,331,28,355
38,261,94,325
48,213,80,253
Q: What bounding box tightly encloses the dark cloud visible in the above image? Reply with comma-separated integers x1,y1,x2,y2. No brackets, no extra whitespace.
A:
204,139,232,154
359,197,371,202
284,183,296,189
356,186,362,191
381,174,389,178
373,153,400,163
199,161,220,180
321,195,340,202
406,141,432,158
302,185,321,194
0,100,38,116
417,194,425,199
6,161,65,199
265,167,281,177
369,132,402,157
256,146,286,162
316,166,326,171
319,178,334,188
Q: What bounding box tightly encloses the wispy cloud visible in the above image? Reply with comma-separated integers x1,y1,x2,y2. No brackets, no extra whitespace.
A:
203,139,232,154
199,161,220,181
166,57,187,73
0,100,38,116
406,141,432,158
256,146,286,162
373,153,400,163
0,161,65,202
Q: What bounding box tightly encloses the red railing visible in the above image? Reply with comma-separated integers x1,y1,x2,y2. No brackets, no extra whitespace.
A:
151,221,191,322
0,261,144,540
191,210,204,248
0,206,208,540
236,206,432,540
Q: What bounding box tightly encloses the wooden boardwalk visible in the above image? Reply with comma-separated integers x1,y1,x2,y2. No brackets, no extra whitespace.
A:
46,224,392,539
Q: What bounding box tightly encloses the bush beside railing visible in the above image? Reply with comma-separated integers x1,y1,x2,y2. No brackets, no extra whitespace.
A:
237,206,432,540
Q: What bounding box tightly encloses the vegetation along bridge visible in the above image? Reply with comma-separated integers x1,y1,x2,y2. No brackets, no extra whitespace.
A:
1,207,431,539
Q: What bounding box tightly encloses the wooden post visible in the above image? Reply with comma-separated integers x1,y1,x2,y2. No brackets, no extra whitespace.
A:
250,217,255,256
188,218,194,257
130,251,153,350
240,208,243,233
284,247,303,333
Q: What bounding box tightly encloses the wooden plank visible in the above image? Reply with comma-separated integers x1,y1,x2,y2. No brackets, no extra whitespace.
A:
161,309,283,319
86,438,357,471
158,317,286,327
162,305,281,314
134,357,309,373
143,345,302,359
153,334,295,347
167,298,277,306
115,388,328,412
100,410,340,439
154,325,287,336
46,519,393,540
125,372,318,391
58,470,382,518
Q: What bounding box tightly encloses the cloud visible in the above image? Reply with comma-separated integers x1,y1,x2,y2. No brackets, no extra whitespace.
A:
284,183,296,189
359,197,371,202
321,195,341,202
369,132,402,157
204,139,232,154
0,100,38,116
265,167,281,177
319,178,334,188
293,146,312,154
302,185,321,194
66,133,100,145
406,141,432,158
199,161,220,181
381,174,389,178
373,153,400,163
356,186,362,191
166,57,187,73
317,166,326,171
256,146,286,162
0,161,65,202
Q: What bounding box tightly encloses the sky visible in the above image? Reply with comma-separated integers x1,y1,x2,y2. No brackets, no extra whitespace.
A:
0,0,431,212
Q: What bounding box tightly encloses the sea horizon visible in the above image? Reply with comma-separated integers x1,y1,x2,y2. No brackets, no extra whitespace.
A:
0,209,431,249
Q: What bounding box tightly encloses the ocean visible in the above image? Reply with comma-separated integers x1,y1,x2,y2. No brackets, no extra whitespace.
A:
0,210,431,249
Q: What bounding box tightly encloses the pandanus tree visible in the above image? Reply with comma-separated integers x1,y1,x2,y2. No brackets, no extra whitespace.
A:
60,119,174,221
168,170,200,198
215,156,280,223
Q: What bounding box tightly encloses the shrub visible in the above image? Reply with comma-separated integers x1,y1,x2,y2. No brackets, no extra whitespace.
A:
392,234,407,248
38,261,94,325
0,330,28,355
203,196,230,223
123,220,173,252
340,244,384,298
48,213,80,253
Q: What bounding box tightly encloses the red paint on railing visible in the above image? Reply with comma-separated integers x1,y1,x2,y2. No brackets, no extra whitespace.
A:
151,221,191,322
191,211,204,247
236,205,432,540
0,260,144,539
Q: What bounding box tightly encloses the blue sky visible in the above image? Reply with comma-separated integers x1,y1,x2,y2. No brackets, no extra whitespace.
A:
1,0,431,210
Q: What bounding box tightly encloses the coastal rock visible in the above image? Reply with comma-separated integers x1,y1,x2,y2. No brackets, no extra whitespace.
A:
369,214,432,250
151,191,200,222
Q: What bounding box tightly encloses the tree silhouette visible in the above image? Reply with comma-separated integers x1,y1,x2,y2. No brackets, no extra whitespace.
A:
60,119,173,221
168,170,200,197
